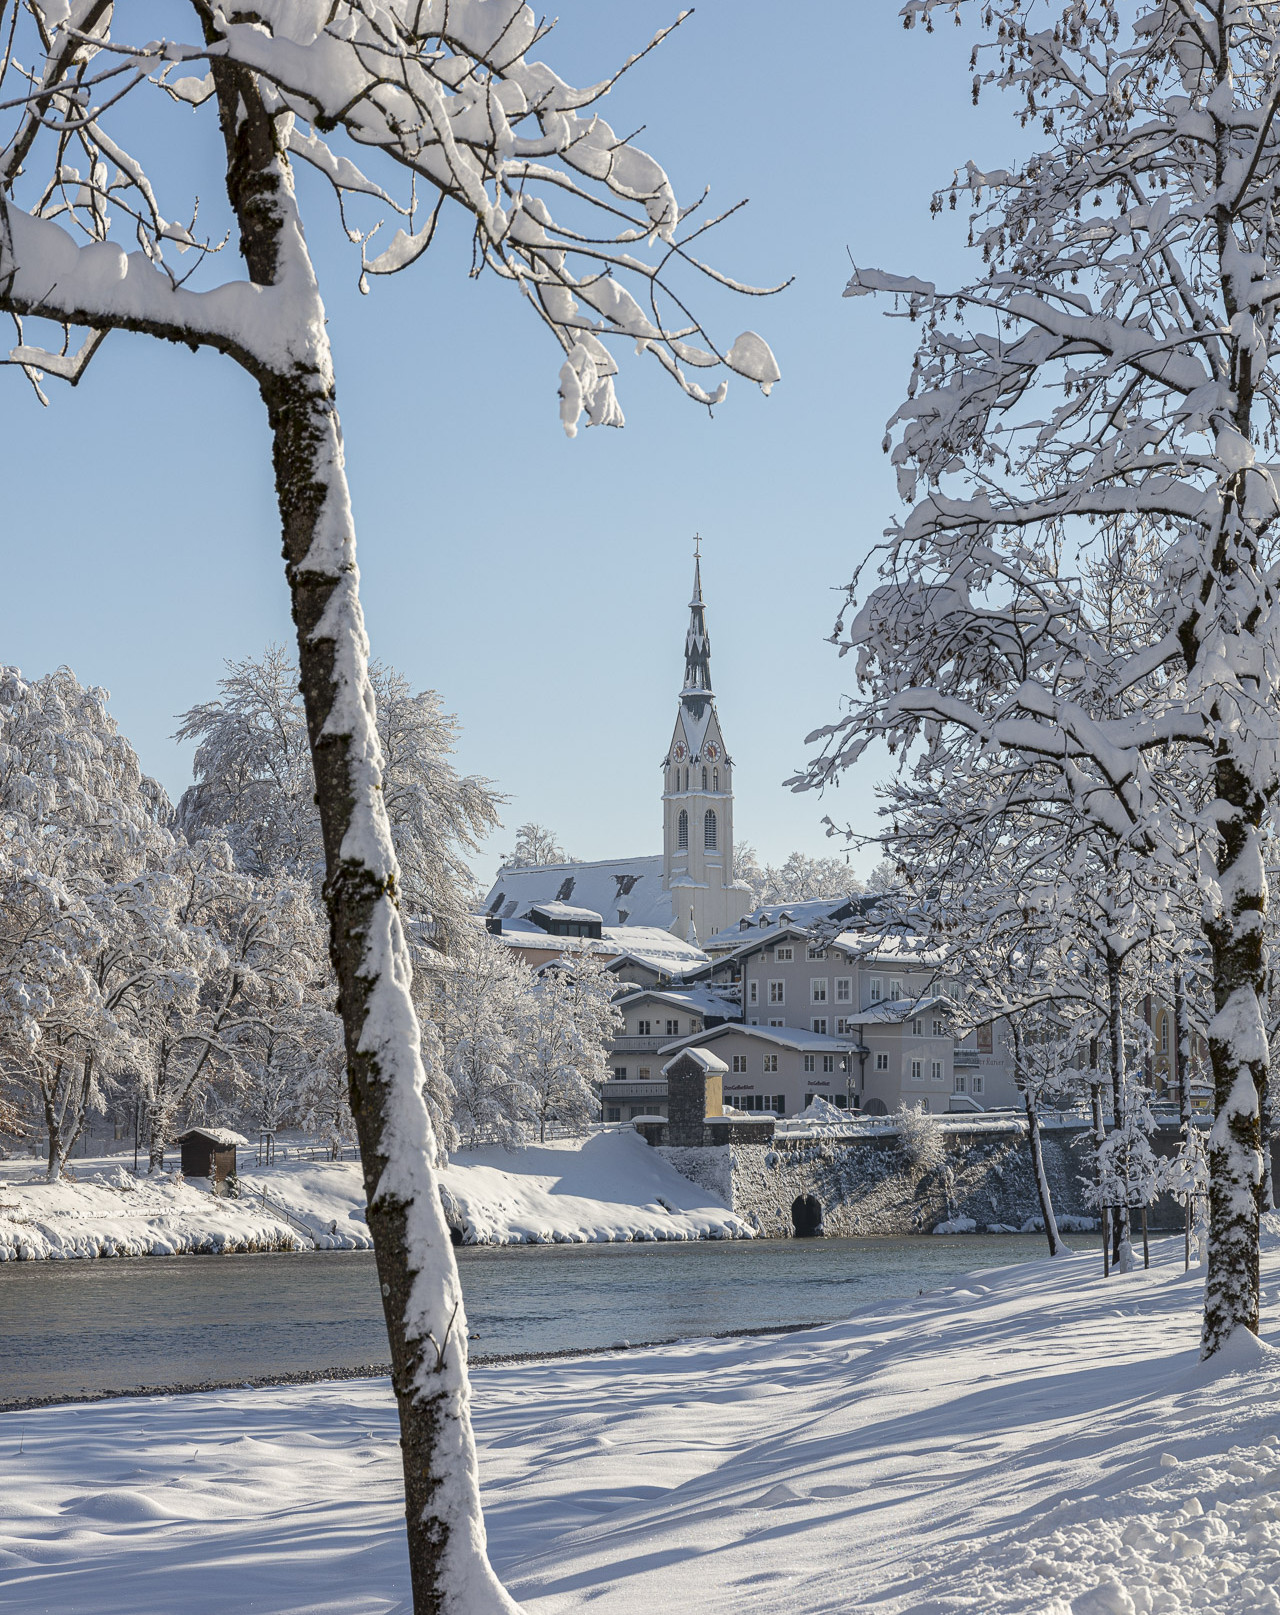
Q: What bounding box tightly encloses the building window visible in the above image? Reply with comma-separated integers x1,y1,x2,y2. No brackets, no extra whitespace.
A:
748,980,759,1005
931,1060,942,1081
666,1019,679,1035
704,809,717,850
713,768,719,792
875,1052,889,1071
702,765,708,790
769,980,785,1004
776,945,794,962
691,1020,702,1033
822,1055,835,1073
1160,1017,1169,1054
606,1106,621,1122
911,1059,923,1082
977,1022,993,1053
677,809,688,850
732,1055,748,1073
811,979,828,1004
836,1017,853,1035
972,1075,984,1094
890,978,903,1000
870,978,883,1003
911,1017,922,1036
954,1075,967,1094
803,1054,816,1073
767,1016,784,1027
807,945,826,960
763,1054,779,1073
614,1067,627,1080
636,1019,651,1036
638,1066,652,1080
812,1017,828,1035
836,978,852,1003
932,1019,945,1037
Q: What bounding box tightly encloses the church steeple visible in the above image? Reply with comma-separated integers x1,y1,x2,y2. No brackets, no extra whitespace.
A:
661,538,751,942
682,540,712,718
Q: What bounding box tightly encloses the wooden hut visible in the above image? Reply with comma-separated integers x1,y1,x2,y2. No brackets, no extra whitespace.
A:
176,1127,248,1183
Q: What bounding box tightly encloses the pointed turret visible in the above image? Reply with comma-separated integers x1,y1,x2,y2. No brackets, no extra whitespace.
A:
682,556,713,718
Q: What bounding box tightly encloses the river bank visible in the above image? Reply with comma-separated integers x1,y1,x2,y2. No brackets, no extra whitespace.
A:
0,1131,749,1261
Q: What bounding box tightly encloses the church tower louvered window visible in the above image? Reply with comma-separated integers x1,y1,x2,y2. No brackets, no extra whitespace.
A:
677,809,689,850
704,809,717,850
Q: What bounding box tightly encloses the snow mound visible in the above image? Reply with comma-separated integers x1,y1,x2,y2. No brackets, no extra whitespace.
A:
439,1130,751,1244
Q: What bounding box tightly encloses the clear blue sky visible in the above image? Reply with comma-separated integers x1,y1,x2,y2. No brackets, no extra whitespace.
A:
2,5,1018,889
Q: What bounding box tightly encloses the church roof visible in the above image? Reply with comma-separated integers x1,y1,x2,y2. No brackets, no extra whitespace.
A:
483,855,674,931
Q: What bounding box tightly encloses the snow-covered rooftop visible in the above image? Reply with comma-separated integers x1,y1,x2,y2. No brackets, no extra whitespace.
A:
177,1127,249,1148
664,1022,866,1056
528,900,603,925
703,896,865,951
611,984,738,1019
483,856,674,931
848,995,951,1026
661,1045,729,1076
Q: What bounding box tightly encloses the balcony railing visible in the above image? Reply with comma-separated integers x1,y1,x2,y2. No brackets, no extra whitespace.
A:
601,1083,670,1101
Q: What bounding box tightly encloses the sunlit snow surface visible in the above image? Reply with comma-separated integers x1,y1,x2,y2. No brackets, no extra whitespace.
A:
4,1222,1280,1613
0,1133,747,1259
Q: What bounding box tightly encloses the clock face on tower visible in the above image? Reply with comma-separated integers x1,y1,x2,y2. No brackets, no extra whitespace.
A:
705,742,719,762
673,742,687,763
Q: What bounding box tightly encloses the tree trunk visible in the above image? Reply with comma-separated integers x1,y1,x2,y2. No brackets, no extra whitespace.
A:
1200,756,1267,1357
205,51,515,1614
1012,1023,1066,1256
1105,944,1133,1270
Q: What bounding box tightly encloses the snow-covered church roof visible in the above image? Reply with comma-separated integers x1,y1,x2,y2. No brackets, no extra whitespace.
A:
483,855,674,932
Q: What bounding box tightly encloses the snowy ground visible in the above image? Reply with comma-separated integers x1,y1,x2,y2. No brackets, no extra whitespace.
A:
0,1131,747,1260
4,1223,1280,1614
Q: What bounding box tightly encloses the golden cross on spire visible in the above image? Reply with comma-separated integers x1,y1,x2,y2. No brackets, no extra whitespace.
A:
693,532,702,560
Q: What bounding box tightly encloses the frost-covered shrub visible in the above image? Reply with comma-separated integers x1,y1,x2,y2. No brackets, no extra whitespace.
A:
893,1104,946,1172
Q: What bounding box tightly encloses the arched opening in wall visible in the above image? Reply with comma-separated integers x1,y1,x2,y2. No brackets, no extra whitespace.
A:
702,766,708,790
791,1195,823,1237
677,810,689,850
863,1098,888,1117
704,809,717,850
713,767,719,792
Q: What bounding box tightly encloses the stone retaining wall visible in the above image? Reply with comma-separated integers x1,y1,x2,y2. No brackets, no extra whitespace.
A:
652,1122,1223,1238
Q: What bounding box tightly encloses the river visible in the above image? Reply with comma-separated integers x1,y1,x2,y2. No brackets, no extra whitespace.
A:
0,1233,1074,1406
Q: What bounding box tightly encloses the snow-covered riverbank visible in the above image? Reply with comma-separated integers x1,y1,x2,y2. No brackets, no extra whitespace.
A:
0,1131,747,1259
2,1223,1278,1614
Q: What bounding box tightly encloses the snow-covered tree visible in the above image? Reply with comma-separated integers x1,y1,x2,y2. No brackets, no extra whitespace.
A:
0,9,778,1595
0,666,171,1177
177,649,499,949
427,929,530,1152
734,843,863,904
806,0,1280,1359
499,823,570,870
517,956,622,1142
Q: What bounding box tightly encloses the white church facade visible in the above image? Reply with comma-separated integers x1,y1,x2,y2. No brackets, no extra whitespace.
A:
481,555,754,948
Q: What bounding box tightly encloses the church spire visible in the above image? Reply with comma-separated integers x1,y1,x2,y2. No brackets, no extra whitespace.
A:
682,536,712,715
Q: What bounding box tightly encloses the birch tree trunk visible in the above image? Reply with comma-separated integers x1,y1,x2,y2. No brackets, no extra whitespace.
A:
206,54,516,1614
1201,764,1268,1353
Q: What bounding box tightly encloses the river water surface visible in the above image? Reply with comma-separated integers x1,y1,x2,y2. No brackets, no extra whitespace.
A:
0,1233,1074,1404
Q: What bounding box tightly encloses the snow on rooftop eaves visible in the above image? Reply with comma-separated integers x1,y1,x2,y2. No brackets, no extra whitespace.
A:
661,1022,867,1057
661,1045,729,1076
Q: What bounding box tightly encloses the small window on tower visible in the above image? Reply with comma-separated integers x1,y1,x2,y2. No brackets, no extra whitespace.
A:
713,768,719,792
678,810,688,850
702,766,708,790
704,810,717,850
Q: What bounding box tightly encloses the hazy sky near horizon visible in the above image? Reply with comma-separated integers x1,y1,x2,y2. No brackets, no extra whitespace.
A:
2,5,1021,889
